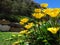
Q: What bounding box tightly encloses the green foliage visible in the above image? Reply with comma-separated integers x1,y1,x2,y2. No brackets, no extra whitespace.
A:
0,14,21,22
0,0,39,22
0,0,39,15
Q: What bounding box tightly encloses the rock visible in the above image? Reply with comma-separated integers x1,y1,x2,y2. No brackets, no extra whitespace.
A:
0,22,24,32
0,25,2,29
9,22,23,28
0,25,10,31
10,27,24,32
0,19,11,25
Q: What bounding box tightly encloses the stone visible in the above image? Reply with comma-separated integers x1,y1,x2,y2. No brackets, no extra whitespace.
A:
0,25,10,31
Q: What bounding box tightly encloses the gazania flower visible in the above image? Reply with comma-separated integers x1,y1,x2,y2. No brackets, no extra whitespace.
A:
19,22,24,25
40,3,48,8
24,22,34,29
48,12,59,17
42,8,52,14
34,8,41,13
19,18,29,25
47,27,59,34
32,13,45,19
19,30,28,34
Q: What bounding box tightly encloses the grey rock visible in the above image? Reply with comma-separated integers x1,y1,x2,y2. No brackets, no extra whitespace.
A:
0,25,10,31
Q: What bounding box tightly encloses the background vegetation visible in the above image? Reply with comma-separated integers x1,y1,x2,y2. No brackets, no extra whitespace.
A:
0,0,39,22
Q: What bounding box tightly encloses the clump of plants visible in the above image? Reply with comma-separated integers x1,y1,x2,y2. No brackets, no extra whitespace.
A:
6,3,60,45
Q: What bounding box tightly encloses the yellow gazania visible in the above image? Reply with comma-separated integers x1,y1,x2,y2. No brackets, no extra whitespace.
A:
48,11,59,17
20,18,29,23
48,8,60,17
19,30,28,34
19,22,24,25
40,3,48,8
32,13,45,19
52,8,60,13
42,8,52,14
47,27,59,34
24,22,34,29
34,8,41,12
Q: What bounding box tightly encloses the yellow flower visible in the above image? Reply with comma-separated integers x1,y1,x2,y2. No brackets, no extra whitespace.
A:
47,8,60,17
20,18,29,23
40,3,48,8
19,22,24,25
42,8,52,14
32,13,45,19
24,22,34,29
48,12,59,17
34,8,41,12
47,27,59,34
19,30,28,34
52,8,60,13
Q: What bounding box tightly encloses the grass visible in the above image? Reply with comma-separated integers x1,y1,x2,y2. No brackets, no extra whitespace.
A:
0,32,18,45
